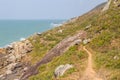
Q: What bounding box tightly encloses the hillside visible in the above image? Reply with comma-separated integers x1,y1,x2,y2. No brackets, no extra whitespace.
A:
26,0,120,80
0,0,120,80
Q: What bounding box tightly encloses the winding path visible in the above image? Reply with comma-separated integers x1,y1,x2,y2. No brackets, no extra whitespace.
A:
80,46,102,80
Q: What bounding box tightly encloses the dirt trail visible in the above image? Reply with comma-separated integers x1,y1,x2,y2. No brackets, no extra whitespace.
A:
80,46,103,80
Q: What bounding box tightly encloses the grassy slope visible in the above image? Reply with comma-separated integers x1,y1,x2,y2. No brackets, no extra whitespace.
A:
29,45,87,80
87,0,120,80
28,1,120,80
28,2,104,64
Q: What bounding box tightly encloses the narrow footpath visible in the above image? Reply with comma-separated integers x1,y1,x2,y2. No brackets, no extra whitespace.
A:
80,46,103,80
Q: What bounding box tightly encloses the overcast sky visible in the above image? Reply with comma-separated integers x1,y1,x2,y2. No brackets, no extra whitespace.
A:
0,0,107,20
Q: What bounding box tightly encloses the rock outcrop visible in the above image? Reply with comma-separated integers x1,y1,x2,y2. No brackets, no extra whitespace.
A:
20,31,87,80
85,24,92,30
6,40,32,62
102,0,112,12
54,64,73,78
0,40,33,80
83,38,91,44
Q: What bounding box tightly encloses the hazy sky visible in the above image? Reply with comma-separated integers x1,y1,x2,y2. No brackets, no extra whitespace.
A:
0,0,107,19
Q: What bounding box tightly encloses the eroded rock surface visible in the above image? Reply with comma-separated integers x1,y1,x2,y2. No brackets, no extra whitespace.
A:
0,40,33,80
20,31,87,80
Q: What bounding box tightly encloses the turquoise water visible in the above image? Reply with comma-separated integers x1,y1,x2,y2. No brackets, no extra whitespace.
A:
0,20,65,47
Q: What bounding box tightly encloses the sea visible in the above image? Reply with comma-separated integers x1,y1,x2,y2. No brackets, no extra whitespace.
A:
0,20,66,47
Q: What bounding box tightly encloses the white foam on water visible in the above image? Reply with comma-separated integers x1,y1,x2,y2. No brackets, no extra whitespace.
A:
50,23,63,27
20,37,26,41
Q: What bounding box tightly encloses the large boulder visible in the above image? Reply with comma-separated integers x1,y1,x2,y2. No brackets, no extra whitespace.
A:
54,64,73,77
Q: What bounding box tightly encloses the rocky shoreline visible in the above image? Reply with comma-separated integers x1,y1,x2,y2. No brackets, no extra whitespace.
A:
0,18,67,80
0,39,33,80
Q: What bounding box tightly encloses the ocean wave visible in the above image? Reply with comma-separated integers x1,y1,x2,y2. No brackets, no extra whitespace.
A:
2,38,26,48
50,23,62,27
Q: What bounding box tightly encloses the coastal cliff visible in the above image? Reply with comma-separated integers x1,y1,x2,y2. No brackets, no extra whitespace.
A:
0,0,120,80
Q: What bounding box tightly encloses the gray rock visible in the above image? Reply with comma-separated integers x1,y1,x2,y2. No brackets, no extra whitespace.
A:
23,67,28,71
85,24,91,29
0,39,33,80
6,70,12,74
54,64,73,77
11,63,23,71
7,63,17,70
36,32,42,36
5,63,17,74
5,40,33,62
74,39,82,45
83,39,91,44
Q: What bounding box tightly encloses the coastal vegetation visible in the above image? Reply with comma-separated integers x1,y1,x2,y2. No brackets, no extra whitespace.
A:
0,0,120,80
28,0,120,80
